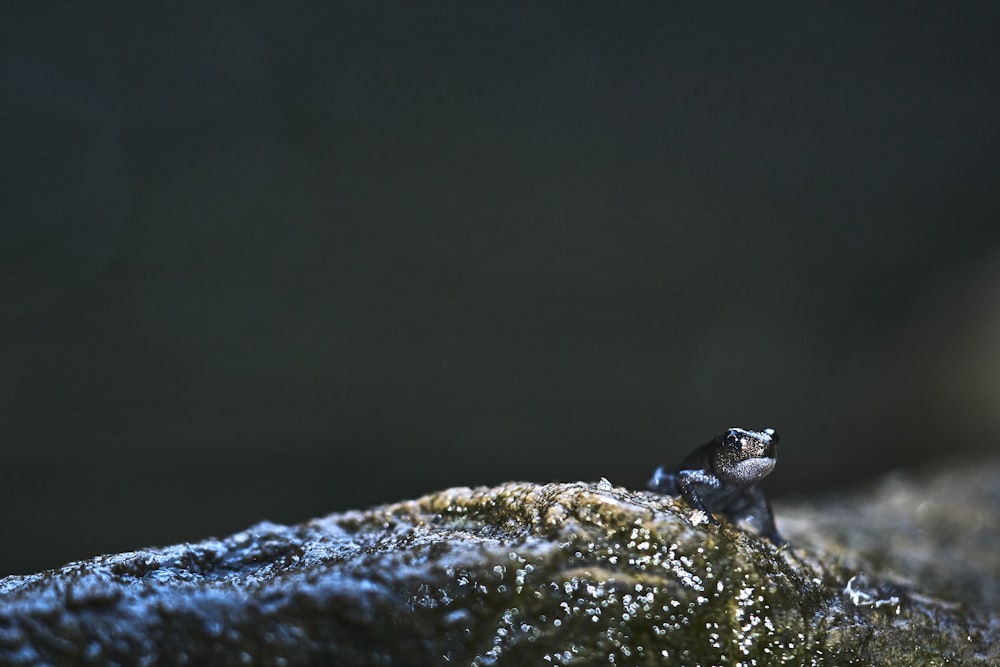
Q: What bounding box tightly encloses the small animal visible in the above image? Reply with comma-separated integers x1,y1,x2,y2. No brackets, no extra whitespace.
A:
648,427,784,544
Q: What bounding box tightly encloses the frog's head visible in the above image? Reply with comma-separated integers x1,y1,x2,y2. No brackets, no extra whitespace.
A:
712,427,778,485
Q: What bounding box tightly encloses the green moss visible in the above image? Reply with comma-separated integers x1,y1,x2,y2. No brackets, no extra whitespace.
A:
1,470,997,665
329,481,834,665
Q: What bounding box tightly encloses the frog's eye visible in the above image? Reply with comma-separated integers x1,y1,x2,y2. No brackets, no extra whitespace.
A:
723,430,742,447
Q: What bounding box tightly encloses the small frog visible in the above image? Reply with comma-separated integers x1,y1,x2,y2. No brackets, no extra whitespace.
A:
648,427,784,544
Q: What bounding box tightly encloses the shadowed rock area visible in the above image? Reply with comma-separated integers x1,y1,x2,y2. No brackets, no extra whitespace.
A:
1,462,997,666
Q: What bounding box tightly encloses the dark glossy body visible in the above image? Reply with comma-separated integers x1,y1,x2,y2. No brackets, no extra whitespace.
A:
648,427,783,544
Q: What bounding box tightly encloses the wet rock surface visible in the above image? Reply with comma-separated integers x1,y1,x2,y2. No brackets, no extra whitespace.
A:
1,462,997,666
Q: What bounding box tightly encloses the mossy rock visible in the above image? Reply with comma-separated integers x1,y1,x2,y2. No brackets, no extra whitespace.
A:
1,464,997,665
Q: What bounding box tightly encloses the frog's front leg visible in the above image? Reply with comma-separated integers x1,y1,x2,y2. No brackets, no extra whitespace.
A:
675,469,722,525
737,485,784,545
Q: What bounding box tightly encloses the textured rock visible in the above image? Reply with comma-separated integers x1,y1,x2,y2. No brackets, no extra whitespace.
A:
1,462,997,666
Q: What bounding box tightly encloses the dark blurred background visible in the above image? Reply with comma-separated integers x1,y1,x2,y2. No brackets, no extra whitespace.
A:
3,2,1000,576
